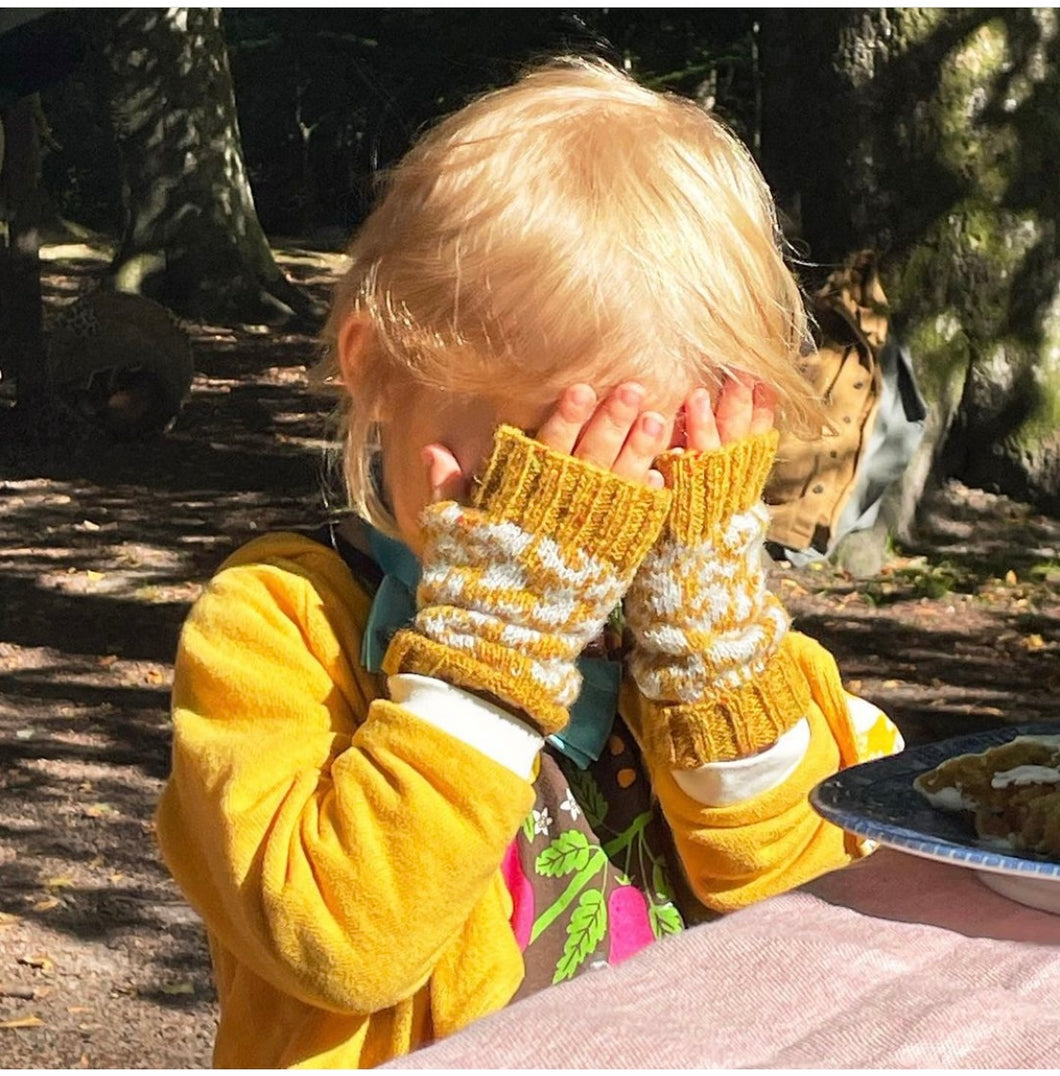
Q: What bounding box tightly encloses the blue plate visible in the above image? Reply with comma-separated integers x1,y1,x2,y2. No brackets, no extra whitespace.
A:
811,722,1060,885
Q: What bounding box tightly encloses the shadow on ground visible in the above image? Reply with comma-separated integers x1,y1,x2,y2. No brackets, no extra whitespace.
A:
0,247,1057,1066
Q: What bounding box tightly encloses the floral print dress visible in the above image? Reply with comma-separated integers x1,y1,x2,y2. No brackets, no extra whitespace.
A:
503,717,691,999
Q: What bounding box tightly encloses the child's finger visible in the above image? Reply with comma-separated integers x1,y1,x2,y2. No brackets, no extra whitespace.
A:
713,375,755,445
611,410,670,484
535,383,597,455
572,382,645,470
683,387,721,452
421,443,468,503
750,382,778,435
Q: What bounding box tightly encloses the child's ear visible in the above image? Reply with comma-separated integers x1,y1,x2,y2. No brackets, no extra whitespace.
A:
336,314,393,421
335,314,373,395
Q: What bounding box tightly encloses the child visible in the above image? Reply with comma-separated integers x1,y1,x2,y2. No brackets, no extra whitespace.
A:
156,58,902,1069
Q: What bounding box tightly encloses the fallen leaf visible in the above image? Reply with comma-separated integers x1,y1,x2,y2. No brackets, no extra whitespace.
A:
846,679,864,694
1022,634,1046,651
0,1015,44,1030
144,669,165,685
31,898,60,913
160,980,195,996
84,803,118,819
97,654,118,667
17,954,54,972
1005,569,1018,584
85,570,103,581
882,679,902,688
44,876,74,889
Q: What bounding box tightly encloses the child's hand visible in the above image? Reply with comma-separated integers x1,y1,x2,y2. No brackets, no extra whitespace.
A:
389,415,672,736
624,374,797,767
420,381,671,507
535,382,671,489
679,377,777,453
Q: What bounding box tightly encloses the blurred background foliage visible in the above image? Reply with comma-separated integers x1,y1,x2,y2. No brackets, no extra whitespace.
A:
39,8,761,241
16,7,1060,525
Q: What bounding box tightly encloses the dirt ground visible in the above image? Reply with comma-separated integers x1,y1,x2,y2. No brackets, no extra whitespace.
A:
1,248,1058,1068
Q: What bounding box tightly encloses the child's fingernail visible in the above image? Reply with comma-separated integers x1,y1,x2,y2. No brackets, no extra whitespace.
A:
618,383,644,406
569,384,595,408
640,413,664,438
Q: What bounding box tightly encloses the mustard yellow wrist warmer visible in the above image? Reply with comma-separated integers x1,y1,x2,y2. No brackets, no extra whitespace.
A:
626,430,810,766
383,425,671,736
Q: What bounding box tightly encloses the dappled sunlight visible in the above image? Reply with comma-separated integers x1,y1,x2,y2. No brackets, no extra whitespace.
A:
773,479,1060,744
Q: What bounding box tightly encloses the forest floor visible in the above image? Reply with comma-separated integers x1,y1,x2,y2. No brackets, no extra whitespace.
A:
1,247,1059,1068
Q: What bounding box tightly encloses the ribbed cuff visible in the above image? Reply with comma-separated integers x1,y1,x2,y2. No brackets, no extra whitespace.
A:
655,430,779,542
474,425,671,573
634,642,812,767
382,629,572,737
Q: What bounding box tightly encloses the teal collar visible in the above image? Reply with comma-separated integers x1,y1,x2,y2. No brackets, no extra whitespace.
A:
359,525,618,770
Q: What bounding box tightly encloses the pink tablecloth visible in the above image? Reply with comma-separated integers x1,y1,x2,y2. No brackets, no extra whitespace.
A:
386,850,1060,1069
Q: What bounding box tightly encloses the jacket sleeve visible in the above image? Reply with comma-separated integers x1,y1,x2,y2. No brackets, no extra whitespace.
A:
621,630,902,913
155,537,534,1015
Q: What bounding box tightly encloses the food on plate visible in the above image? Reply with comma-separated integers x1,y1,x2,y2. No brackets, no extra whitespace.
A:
913,734,1060,860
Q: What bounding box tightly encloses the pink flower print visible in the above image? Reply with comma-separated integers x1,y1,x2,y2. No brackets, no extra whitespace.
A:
607,885,655,965
501,842,534,950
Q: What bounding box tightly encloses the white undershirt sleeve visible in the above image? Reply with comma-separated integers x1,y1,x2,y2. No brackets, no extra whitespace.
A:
387,673,543,780
672,717,811,807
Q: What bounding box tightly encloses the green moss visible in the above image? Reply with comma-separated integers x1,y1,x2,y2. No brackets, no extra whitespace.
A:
935,20,1013,194
902,309,969,406
1012,351,1060,447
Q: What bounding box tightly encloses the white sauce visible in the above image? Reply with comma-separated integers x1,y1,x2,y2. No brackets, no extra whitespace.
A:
1010,735,1060,749
991,765,1060,789
915,783,977,811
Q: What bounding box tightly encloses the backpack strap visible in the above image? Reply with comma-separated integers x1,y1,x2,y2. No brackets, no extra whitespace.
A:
304,521,384,596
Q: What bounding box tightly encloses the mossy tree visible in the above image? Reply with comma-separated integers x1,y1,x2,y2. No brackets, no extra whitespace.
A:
760,8,1060,533
100,8,314,325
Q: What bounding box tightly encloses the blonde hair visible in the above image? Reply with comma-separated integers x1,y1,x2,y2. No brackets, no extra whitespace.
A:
317,56,819,531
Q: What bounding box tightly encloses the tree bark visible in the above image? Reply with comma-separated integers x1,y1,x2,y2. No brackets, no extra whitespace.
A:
760,8,1060,529
0,95,47,419
101,8,315,325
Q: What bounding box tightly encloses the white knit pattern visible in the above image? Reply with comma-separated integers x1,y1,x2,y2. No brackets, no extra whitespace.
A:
627,501,789,702
415,503,628,707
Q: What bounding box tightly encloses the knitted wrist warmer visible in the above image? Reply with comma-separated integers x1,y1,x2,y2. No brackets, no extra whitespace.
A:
625,430,811,767
383,426,671,737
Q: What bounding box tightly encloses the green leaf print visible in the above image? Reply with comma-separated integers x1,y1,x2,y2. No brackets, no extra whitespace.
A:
562,765,608,828
521,812,535,843
554,889,607,983
652,860,675,903
535,831,592,877
649,902,684,938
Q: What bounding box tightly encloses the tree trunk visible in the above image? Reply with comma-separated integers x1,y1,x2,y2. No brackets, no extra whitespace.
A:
101,8,315,325
0,95,47,420
760,8,1060,532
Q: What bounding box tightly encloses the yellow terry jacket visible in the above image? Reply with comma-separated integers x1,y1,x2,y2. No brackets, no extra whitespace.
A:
156,531,899,1068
